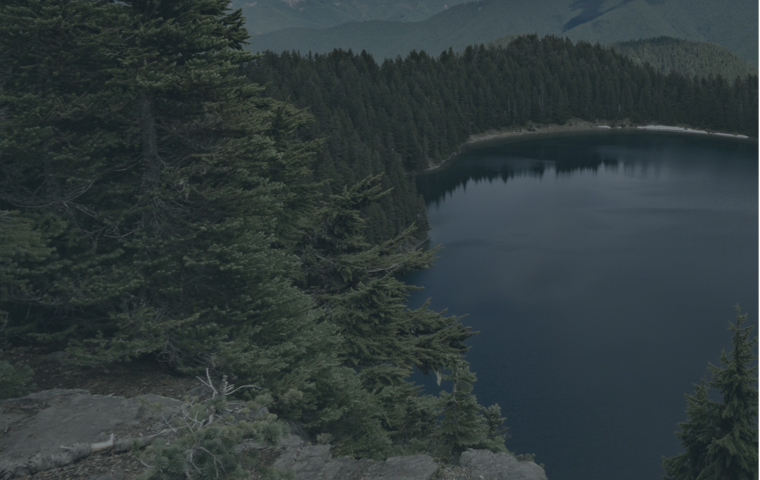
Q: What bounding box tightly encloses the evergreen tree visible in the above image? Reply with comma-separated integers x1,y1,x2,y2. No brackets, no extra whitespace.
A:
435,357,507,462
0,0,336,405
0,211,48,399
662,307,758,480
297,175,480,455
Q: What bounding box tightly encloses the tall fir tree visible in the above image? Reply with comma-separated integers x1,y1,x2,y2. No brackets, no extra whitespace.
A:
662,307,758,480
0,0,337,409
296,175,488,456
435,357,508,462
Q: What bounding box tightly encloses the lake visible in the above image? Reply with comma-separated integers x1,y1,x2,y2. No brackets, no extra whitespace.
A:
404,130,758,480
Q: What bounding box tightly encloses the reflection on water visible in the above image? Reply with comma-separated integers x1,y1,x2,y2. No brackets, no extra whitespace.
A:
417,131,756,207
406,130,757,480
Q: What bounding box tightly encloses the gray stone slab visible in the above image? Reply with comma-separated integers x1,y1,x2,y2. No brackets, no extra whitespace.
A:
273,444,332,479
321,457,374,480
280,434,305,449
0,390,140,461
272,442,303,471
135,393,185,420
370,455,439,480
460,449,548,480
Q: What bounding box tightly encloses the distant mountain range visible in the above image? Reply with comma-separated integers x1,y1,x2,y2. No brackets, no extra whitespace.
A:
231,0,471,35
244,0,758,63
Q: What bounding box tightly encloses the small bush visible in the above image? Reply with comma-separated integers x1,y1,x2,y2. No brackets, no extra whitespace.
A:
0,356,34,400
135,372,292,480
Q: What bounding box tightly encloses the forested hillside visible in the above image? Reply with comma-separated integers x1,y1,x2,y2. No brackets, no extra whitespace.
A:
488,34,758,81
609,37,758,81
245,0,758,63
246,36,758,243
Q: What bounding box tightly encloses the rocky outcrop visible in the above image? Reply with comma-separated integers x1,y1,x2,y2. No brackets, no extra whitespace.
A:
272,436,440,479
0,389,549,480
458,449,548,480
271,435,549,480
0,389,185,479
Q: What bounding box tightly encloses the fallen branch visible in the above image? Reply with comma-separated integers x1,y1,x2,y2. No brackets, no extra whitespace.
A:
0,429,174,480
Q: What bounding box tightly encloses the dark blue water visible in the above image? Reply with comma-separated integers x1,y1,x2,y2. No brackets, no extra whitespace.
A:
405,131,758,480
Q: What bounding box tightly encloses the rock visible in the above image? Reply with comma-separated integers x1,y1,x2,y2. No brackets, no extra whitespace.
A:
1,389,547,480
320,457,375,480
0,390,139,462
183,384,215,400
364,455,439,480
89,469,124,480
290,445,332,478
0,390,185,479
459,449,548,480
280,434,305,449
136,393,185,420
273,440,439,480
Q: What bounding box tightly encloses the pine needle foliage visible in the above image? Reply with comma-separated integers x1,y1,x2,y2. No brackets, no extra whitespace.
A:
136,374,291,480
662,306,758,480
0,355,34,400
434,357,508,463
295,175,491,457
0,0,332,391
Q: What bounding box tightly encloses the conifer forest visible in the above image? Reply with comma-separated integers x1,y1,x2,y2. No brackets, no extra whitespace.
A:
0,0,757,477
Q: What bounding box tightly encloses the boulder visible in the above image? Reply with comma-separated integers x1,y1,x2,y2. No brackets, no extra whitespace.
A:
459,449,548,480
0,389,184,479
273,439,439,480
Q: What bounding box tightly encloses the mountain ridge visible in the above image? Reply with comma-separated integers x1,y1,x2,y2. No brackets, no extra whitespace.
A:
244,0,758,62
232,0,472,35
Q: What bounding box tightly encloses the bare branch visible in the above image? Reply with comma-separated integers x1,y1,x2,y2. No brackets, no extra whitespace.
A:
366,262,403,274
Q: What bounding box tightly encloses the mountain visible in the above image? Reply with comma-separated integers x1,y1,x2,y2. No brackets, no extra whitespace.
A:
608,37,758,80
244,0,758,63
232,0,471,35
488,34,758,80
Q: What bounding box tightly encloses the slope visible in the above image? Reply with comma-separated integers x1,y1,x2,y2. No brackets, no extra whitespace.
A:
563,0,758,64
245,0,757,62
488,34,758,79
246,0,576,58
608,37,758,80
233,0,471,36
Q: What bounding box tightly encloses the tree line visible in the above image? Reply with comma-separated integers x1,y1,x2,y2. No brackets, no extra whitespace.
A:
245,36,757,242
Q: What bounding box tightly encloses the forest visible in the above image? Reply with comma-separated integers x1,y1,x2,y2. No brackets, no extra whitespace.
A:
0,0,757,478
245,37,758,242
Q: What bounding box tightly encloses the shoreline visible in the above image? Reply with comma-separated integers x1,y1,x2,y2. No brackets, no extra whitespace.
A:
425,119,756,172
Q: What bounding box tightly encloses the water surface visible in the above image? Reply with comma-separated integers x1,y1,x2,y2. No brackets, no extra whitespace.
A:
405,131,758,480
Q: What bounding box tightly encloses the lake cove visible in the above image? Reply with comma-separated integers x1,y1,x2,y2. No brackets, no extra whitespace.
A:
404,130,758,480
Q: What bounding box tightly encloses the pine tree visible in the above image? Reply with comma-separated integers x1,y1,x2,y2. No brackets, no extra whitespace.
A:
0,211,48,399
0,0,336,405
662,306,758,480
435,357,507,462
299,175,473,379
296,175,477,455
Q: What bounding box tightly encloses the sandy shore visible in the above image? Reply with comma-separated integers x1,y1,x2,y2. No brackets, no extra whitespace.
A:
636,125,750,138
465,121,752,144
426,120,755,171
464,119,617,145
